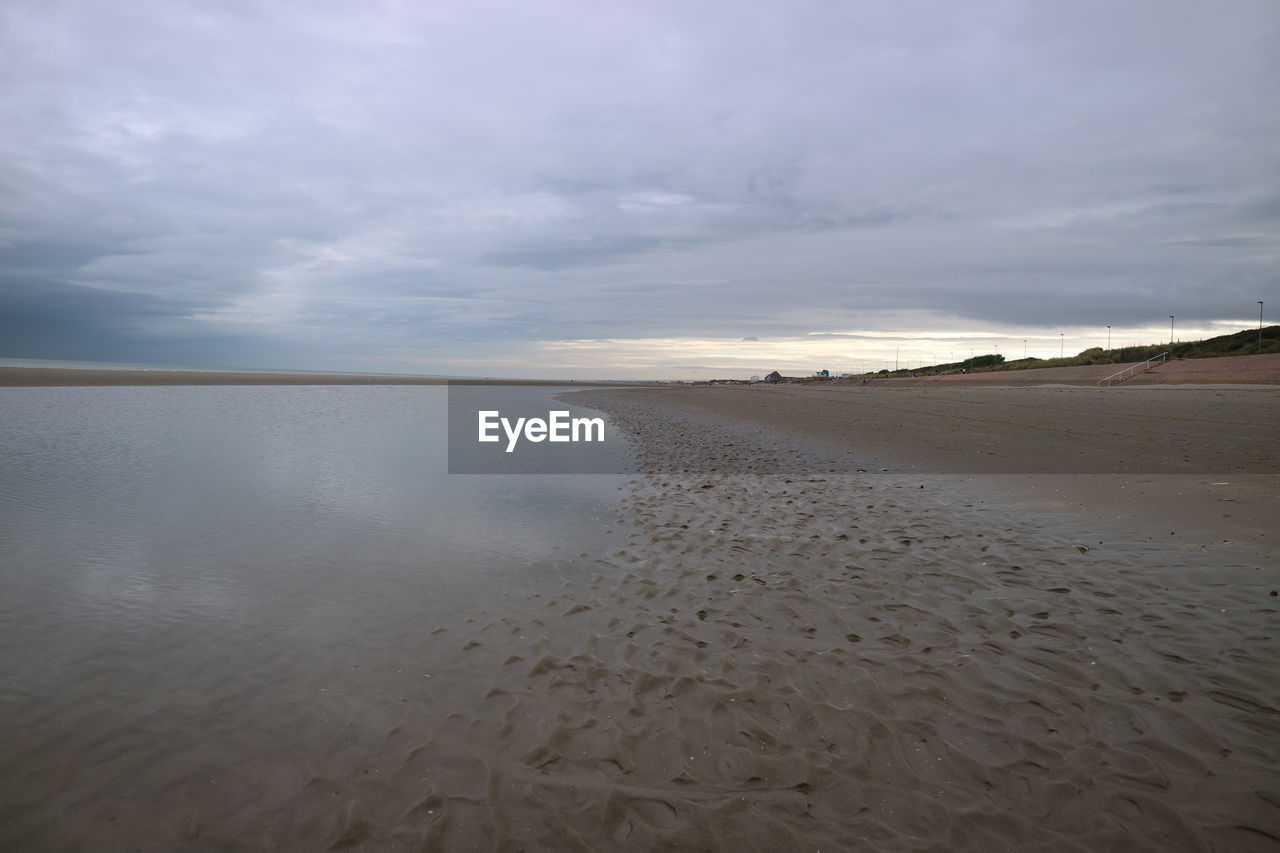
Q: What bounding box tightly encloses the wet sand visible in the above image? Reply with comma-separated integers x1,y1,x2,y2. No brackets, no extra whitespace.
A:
541,385,1279,850
3,384,1278,850
580,384,1280,564
609,383,1280,474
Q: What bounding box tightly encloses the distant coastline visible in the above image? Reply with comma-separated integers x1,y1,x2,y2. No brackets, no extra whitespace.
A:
0,365,630,387
0,357,651,386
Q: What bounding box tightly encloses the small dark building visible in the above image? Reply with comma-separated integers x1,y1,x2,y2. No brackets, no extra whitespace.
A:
764,371,783,383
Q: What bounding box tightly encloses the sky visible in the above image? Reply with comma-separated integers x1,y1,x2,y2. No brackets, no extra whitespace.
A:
1,0,1277,379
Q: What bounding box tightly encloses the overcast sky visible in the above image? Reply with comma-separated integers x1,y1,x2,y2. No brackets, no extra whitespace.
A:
2,0,1277,377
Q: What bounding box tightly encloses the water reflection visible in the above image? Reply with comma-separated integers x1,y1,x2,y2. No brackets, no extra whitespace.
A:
2,385,627,604
0,385,629,674
0,385,635,847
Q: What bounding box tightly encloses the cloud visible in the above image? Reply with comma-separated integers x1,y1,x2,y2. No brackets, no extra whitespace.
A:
1,0,1277,376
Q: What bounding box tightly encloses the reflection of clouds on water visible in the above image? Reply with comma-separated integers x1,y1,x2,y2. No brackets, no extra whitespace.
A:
69,536,246,626
0,384,638,851
74,541,158,606
252,425,399,528
232,386,444,531
0,386,628,640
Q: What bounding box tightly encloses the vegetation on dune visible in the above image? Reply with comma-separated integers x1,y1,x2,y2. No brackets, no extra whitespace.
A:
853,325,1280,379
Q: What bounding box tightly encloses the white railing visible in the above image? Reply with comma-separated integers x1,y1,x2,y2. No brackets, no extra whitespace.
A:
1096,352,1169,386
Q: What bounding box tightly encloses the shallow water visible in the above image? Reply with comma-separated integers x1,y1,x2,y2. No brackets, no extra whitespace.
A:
0,386,629,848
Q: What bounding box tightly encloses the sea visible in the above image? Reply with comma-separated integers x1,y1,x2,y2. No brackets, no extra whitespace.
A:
0,381,631,846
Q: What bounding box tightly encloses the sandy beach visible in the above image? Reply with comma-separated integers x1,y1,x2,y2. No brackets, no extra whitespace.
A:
516,383,1279,850
2,382,1277,851
574,383,1280,565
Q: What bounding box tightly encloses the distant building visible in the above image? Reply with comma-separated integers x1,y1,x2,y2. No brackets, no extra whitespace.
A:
816,369,829,377
764,371,783,383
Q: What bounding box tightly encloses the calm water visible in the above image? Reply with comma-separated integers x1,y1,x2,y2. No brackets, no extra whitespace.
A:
0,385,630,848
0,356,438,375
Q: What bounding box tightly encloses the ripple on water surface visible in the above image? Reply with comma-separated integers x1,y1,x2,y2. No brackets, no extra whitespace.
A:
0,385,628,848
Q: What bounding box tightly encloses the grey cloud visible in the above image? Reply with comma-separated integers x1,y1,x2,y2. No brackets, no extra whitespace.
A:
479,237,679,271
1,0,1277,375
803,333,891,341
0,276,222,362
1161,236,1278,248
0,237,130,276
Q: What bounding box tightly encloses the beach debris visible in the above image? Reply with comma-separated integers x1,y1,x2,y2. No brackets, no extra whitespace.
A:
1076,545,1090,553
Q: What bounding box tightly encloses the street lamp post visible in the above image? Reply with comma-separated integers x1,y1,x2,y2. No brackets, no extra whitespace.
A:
1023,339,1027,358
1106,325,1111,350
1261,302,1266,353
1170,315,1175,346
895,345,900,372
1059,333,1064,358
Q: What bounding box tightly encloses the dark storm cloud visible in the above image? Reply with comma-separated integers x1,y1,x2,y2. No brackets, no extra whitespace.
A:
0,276,216,361
1,0,1277,375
